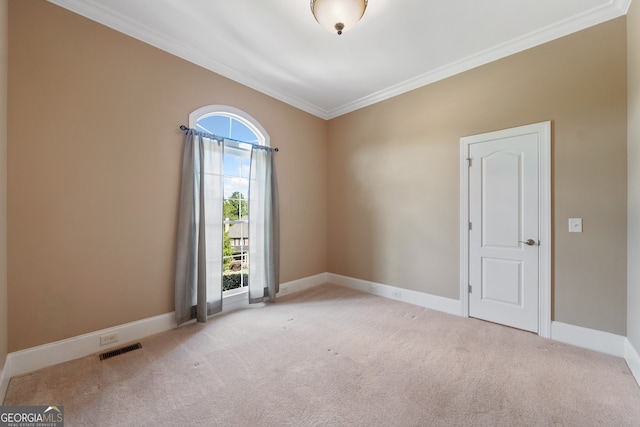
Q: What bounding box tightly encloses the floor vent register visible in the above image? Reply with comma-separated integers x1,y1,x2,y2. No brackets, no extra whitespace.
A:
99,342,143,361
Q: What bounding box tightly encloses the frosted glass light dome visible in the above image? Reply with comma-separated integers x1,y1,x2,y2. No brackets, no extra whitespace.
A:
311,0,368,35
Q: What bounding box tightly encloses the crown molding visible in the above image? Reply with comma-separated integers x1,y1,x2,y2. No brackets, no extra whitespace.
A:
325,0,630,119
616,0,633,14
48,0,629,121
46,0,330,119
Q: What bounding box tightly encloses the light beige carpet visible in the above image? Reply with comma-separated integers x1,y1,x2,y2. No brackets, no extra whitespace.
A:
4,284,640,426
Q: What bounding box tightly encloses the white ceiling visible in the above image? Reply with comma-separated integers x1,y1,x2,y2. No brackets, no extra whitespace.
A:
48,0,631,119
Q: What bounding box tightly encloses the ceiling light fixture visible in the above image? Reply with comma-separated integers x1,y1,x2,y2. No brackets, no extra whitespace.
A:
310,0,368,35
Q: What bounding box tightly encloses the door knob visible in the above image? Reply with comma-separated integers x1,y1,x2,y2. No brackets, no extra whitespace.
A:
519,239,536,246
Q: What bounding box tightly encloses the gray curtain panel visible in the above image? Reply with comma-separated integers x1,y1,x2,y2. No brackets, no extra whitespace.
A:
248,146,280,303
174,130,224,326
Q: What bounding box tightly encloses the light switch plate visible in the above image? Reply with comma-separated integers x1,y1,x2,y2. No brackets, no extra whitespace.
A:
569,218,582,233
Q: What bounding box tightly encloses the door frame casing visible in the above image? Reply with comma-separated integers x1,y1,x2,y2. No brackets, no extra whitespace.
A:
459,121,551,338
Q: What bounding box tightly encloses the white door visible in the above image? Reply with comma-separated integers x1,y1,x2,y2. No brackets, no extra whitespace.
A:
466,126,543,333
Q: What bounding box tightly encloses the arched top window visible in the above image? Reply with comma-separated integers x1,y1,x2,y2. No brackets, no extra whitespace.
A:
175,105,278,322
187,105,270,295
188,105,269,146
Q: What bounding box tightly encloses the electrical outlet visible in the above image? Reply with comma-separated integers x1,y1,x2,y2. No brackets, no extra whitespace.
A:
369,285,378,294
391,290,402,299
280,286,289,295
100,333,119,346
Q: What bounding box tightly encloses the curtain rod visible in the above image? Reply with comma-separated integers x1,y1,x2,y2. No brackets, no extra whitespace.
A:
179,125,279,152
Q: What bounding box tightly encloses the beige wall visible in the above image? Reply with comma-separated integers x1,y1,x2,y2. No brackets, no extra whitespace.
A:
628,0,640,350
4,1,633,352
0,0,7,370
327,18,628,335
7,1,327,351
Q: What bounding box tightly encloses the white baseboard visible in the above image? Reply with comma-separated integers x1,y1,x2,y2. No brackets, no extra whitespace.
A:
3,272,638,401
0,358,10,404
624,339,640,388
550,321,626,357
0,272,329,391
327,273,461,316
7,312,177,380
328,276,639,387
221,273,328,312
278,272,328,296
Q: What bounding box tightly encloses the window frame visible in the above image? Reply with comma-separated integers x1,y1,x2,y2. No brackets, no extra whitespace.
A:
188,105,269,298
188,105,270,147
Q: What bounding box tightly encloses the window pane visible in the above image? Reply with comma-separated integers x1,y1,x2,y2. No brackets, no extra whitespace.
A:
197,115,230,136
230,118,258,143
241,157,251,178
223,181,248,220
196,115,259,145
224,177,244,200
223,153,241,175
